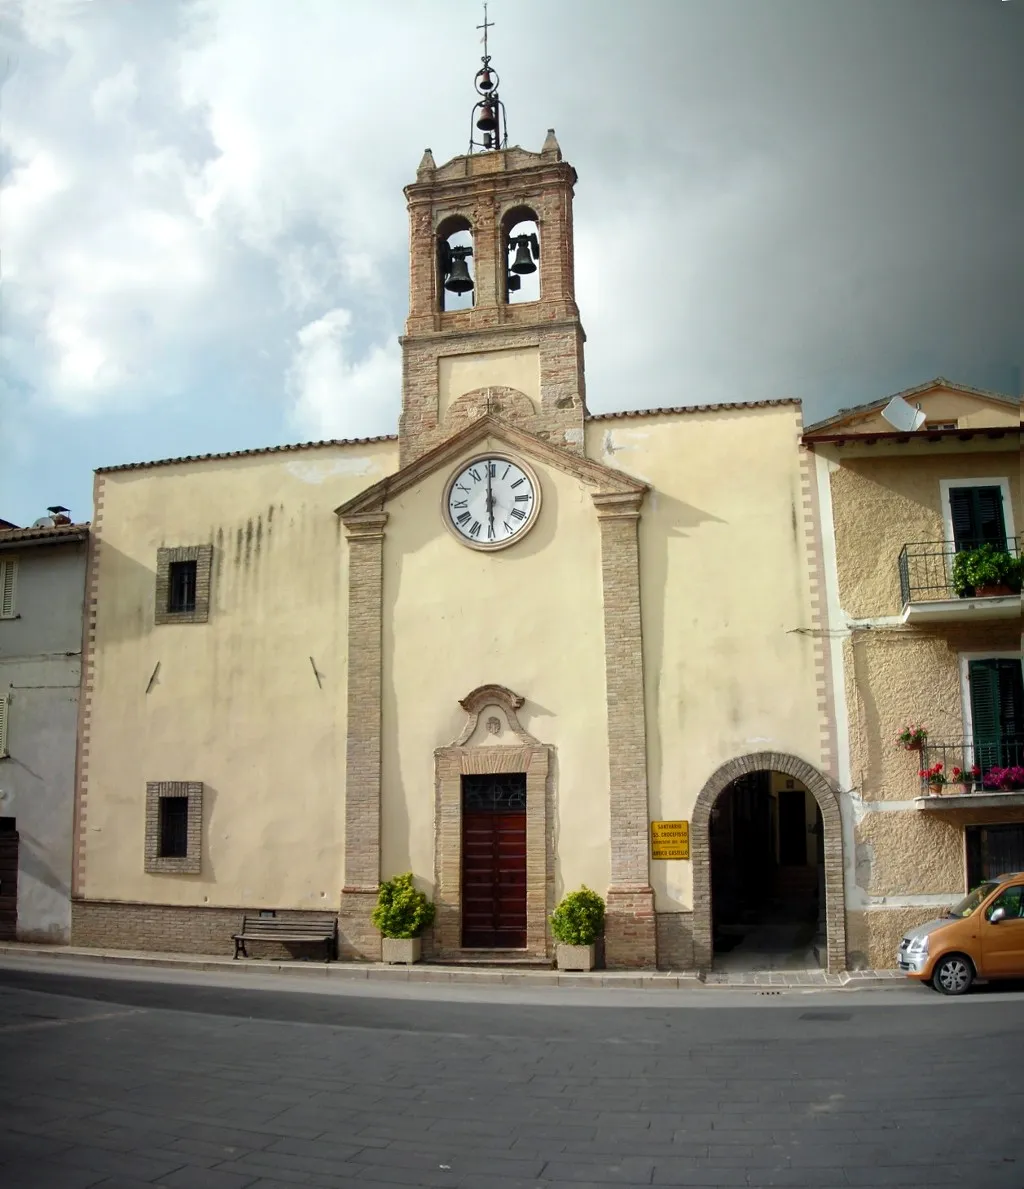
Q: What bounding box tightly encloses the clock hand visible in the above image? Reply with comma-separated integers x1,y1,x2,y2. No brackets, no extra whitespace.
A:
487,463,494,537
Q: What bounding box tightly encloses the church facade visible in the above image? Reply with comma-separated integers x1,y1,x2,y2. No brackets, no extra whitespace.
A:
70,132,845,970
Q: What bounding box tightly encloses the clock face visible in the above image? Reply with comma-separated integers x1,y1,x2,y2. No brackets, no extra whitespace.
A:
443,455,541,550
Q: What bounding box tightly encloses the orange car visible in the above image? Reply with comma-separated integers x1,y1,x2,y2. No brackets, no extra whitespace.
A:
897,870,1024,995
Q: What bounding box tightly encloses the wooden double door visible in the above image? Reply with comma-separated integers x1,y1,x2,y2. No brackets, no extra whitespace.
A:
0,819,18,941
461,774,527,949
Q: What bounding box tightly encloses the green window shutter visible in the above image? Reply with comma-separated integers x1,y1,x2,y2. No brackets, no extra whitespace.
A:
949,486,1006,550
0,559,15,618
0,694,8,757
969,660,1002,773
970,659,1024,771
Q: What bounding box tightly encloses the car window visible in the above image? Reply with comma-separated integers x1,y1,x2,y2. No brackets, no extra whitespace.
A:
949,882,1000,918
987,885,1024,921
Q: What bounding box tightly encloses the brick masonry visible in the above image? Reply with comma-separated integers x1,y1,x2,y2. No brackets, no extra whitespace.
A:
594,491,657,969
154,544,213,625
71,899,338,961
338,511,388,962
655,911,695,970
690,751,847,973
143,782,203,875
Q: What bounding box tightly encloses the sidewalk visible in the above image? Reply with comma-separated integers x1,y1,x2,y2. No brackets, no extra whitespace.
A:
0,940,903,989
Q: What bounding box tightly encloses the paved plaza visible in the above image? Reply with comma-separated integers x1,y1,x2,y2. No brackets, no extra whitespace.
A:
0,957,1022,1189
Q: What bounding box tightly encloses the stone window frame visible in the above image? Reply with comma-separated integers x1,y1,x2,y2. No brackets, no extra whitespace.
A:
155,545,213,625
144,781,203,874
433,685,554,960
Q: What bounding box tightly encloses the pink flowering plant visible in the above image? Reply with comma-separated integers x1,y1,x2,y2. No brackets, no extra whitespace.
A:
950,765,980,788
981,766,1024,792
897,724,928,750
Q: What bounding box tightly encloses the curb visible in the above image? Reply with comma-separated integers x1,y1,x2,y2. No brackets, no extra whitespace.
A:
0,943,901,991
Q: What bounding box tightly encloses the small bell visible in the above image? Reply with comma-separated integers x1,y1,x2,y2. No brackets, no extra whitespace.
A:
476,102,498,132
477,67,494,92
444,246,474,294
509,234,538,275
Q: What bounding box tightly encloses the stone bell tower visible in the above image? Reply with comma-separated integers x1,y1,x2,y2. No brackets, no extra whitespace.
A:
398,30,588,466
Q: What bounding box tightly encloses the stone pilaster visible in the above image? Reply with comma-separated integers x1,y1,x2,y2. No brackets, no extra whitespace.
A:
593,491,656,969
339,510,388,960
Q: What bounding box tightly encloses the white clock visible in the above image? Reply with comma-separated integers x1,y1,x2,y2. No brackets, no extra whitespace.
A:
442,454,541,550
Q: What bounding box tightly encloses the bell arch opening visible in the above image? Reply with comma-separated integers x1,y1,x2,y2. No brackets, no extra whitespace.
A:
690,753,846,974
437,215,475,312
502,205,540,305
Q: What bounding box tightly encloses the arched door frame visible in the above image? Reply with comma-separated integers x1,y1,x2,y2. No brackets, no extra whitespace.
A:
690,752,846,973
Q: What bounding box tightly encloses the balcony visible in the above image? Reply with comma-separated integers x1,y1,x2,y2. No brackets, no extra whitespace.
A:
898,537,1020,623
915,734,1024,810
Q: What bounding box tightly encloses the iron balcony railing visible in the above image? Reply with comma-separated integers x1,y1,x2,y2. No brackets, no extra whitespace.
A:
919,734,1024,793
898,537,1020,606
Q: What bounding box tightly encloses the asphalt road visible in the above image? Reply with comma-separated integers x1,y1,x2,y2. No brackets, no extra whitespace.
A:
0,960,1022,1189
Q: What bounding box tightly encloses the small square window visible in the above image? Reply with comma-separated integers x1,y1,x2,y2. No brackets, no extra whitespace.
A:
168,560,197,613
158,796,189,858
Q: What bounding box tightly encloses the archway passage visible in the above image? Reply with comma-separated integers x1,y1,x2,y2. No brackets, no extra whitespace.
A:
710,771,825,971
691,752,846,973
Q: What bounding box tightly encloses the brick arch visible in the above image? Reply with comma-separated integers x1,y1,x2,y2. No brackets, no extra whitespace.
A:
690,752,846,973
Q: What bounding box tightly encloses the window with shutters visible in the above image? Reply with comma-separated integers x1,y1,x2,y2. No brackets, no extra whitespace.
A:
965,657,1024,773
0,558,17,619
941,479,1014,551
0,694,9,759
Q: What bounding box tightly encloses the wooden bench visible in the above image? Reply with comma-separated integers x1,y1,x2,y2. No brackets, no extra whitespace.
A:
233,915,338,962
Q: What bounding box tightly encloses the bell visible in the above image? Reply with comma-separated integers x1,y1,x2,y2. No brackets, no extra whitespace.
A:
476,102,497,132
509,236,537,275
477,68,494,92
444,246,474,294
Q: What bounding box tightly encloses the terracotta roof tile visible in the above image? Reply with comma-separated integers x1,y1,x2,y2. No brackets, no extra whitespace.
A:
588,398,801,422
0,522,90,546
95,434,398,474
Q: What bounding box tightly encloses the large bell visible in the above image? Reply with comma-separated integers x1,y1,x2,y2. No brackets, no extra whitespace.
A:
509,235,537,275
475,102,498,132
444,246,474,294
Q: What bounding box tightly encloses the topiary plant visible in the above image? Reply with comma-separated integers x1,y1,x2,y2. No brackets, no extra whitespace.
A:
550,886,606,946
371,872,436,940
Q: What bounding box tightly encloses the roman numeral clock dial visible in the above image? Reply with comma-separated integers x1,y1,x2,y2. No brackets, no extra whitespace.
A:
443,455,541,551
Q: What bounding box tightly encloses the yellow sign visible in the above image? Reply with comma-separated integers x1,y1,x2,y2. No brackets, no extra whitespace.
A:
651,820,690,860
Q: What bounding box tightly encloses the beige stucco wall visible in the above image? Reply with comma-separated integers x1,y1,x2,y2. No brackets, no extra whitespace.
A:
587,406,824,913
829,447,1021,619
823,421,1023,966
380,433,611,901
83,442,398,907
834,389,1020,434
438,347,541,421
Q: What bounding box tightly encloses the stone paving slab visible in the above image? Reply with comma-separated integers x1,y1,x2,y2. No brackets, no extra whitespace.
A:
0,941,901,989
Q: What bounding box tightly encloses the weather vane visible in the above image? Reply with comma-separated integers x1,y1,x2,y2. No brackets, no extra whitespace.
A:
469,2,508,153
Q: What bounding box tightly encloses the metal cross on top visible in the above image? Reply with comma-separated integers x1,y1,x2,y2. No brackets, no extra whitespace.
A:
469,2,508,152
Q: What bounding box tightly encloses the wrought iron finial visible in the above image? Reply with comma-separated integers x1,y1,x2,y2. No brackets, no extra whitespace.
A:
469,2,508,153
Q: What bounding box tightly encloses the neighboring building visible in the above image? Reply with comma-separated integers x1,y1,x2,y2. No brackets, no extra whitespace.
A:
804,380,1022,968
71,121,846,970
0,510,89,942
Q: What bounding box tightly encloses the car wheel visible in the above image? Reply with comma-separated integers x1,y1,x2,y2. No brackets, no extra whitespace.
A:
932,953,974,996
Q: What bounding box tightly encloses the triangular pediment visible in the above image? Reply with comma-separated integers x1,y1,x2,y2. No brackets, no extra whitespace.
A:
334,415,645,519
804,378,1020,437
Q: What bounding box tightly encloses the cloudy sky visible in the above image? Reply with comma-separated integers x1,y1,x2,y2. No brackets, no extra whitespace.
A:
1,0,1021,527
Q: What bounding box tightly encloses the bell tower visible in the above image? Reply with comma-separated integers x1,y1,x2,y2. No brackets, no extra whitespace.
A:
398,14,588,466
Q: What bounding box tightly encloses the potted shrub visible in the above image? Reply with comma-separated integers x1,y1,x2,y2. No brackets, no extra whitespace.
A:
371,872,436,965
550,886,605,971
951,544,1021,598
896,724,928,751
982,765,1024,792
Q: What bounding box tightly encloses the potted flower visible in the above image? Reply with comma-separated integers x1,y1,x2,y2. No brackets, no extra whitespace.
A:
950,765,980,793
981,765,1024,792
371,872,436,965
951,544,1022,598
550,886,605,972
897,724,928,751
918,762,948,796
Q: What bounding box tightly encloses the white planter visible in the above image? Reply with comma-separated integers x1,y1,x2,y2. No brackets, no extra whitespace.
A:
556,943,596,972
382,937,422,965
